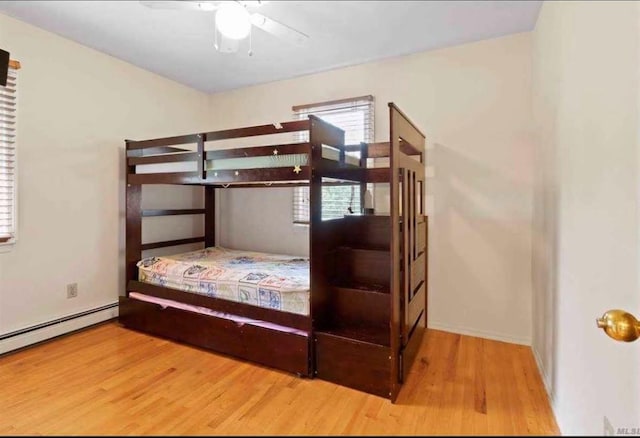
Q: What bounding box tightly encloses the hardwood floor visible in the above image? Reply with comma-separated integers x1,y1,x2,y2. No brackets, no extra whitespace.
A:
0,322,559,436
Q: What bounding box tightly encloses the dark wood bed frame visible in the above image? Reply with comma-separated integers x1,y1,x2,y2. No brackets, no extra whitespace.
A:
120,103,428,402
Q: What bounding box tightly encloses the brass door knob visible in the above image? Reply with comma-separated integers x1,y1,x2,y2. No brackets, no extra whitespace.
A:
596,310,640,342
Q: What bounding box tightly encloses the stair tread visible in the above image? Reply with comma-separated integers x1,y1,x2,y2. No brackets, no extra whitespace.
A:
317,323,390,347
333,281,389,294
343,214,390,219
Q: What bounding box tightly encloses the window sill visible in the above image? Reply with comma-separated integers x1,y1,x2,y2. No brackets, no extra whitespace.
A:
0,238,16,253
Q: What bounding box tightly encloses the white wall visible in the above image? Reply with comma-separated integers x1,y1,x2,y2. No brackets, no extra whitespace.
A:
532,1,640,434
209,33,535,344
0,14,536,350
0,14,208,335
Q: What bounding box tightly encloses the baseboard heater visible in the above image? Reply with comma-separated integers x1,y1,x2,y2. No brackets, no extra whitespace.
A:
0,302,119,355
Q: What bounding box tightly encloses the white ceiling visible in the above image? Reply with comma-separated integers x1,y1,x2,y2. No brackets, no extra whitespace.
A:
0,1,542,93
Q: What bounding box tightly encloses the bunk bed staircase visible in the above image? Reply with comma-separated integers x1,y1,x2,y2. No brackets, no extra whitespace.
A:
314,213,427,400
315,215,393,398
312,104,428,401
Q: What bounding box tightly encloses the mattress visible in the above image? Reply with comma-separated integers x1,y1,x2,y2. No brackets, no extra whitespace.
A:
206,148,360,170
137,246,310,316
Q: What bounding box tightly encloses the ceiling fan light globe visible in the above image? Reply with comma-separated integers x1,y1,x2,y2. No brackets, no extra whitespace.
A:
215,2,251,40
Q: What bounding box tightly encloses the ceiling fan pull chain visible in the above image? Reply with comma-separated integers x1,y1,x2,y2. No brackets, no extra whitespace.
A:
248,25,253,57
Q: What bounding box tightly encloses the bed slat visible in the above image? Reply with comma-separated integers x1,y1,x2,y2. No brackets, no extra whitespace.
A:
128,143,311,166
128,152,198,166
206,142,309,159
142,209,205,217
127,134,200,150
204,120,310,141
128,172,201,185
204,167,310,183
141,236,205,251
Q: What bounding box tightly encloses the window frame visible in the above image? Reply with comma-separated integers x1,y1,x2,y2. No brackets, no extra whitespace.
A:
0,60,20,250
291,95,374,226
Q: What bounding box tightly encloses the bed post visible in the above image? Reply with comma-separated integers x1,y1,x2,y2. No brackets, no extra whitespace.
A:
201,133,215,248
388,103,427,402
309,117,325,330
125,140,142,295
388,106,402,402
359,141,368,214
204,186,216,247
197,133,206,180
309,115,346,329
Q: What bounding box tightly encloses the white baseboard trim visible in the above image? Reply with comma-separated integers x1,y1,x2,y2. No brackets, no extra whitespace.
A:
0,303,119,355
532,346,561,434
532,346,554,401
428,321,531,346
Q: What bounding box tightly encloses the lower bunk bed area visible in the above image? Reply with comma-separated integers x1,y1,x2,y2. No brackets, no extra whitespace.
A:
119,246,313,377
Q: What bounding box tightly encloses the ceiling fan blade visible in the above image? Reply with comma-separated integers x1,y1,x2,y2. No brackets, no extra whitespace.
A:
250,13,309,46
139,1,219,11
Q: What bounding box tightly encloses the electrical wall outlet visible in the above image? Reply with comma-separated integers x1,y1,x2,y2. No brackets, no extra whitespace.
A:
66,283,78,299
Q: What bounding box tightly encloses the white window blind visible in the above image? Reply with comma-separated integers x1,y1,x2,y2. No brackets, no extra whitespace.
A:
0,66,17,244
292,95,374,224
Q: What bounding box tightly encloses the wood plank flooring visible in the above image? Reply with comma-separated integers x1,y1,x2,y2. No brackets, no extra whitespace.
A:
0,322,559,435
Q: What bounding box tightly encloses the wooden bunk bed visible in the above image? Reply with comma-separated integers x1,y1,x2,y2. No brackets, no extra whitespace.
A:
119,102,428,402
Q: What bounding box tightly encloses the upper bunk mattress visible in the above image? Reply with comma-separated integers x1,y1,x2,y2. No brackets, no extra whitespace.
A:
136,246,310,316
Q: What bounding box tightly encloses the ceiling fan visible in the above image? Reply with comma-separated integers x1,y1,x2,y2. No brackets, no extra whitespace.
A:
140,1,309,55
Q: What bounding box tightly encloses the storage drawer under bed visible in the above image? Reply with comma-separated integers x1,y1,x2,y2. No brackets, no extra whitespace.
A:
118,296,311,376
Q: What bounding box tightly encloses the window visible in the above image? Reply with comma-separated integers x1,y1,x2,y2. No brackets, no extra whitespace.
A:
0,62,18,245
292,95,374,224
